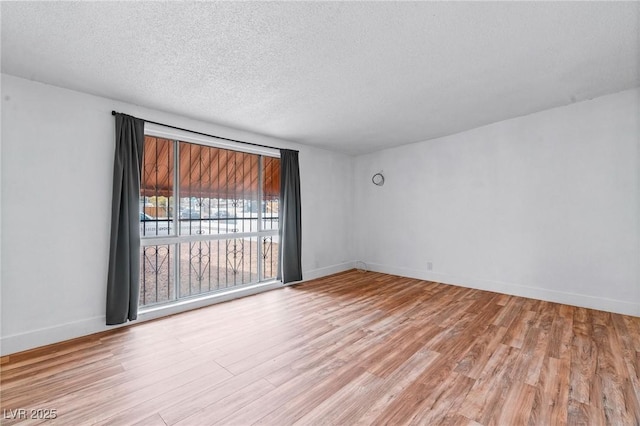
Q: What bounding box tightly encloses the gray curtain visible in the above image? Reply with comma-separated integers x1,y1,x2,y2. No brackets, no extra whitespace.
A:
106,113,144,325
277,149,302,283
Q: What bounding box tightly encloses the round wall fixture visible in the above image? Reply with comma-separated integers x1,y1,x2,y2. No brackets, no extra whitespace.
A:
372,172,385,186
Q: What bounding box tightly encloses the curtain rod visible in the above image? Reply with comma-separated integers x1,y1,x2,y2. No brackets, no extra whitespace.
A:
111,110,297,153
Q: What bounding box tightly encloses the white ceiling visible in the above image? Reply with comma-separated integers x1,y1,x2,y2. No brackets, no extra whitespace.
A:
2,2,639,155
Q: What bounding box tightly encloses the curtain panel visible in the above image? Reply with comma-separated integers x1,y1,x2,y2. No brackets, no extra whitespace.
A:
106,114,144,325
278,149,302,283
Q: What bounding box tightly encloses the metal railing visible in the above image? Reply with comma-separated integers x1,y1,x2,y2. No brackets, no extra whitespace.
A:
139,217,279,307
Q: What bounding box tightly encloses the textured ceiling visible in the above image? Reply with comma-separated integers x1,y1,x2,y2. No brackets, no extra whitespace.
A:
2,2,639,155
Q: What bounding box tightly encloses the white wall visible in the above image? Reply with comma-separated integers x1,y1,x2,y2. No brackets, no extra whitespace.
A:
354,88,640,316
0,74,354,355
2,74,638,356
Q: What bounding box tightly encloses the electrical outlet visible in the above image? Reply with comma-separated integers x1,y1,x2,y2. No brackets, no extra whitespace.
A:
427,262,433,271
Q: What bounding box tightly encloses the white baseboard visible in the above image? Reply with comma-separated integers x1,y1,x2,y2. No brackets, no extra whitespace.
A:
364,262,640,317
299,261,356,283
0,315,111,357
1,261,356,356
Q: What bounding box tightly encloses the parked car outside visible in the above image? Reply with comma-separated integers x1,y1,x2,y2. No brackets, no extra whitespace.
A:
180,209,201,219
140,209,239,236
211,210,231,219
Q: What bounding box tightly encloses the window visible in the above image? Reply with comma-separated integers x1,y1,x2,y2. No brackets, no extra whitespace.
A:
138,133,280,307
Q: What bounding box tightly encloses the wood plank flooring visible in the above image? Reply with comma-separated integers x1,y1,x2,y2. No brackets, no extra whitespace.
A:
1,270,639,425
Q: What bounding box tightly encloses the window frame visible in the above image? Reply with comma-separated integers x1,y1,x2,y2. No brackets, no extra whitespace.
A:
139,123,281,307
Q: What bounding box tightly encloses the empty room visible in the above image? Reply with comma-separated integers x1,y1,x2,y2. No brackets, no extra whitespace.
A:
1,2,639,425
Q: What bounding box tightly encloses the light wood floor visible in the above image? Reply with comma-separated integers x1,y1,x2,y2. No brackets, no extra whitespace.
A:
1,270,639,425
